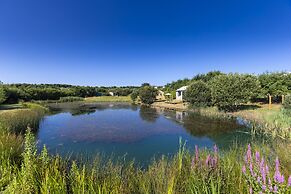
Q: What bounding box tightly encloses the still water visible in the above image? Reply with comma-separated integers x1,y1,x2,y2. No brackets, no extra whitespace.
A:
37,102,250,164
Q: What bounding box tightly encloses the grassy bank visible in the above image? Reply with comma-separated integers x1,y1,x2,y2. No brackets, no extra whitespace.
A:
85,96,132,103
0,103,47,165
0,103,47,134
183,103,291,140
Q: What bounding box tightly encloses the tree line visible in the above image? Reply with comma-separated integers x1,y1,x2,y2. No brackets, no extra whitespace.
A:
0,83,138,104
180,71,291,111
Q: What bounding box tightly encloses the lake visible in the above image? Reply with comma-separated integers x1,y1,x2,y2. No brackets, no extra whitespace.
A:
37,102,250,165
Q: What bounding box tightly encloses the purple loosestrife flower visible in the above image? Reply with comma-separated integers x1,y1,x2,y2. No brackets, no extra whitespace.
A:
205,155,211,167
191,157,195,169
212,144,218,166
269,185,273,192
262,184,266,191
195,145,199,163
288,175,291,186
275,157,280,172
249,187,253,194
249,162,254,176
213,144,218,154
246,144,252,163
255,151,260,164
268,178,273,191
274,185,278,193
274,157,285,184
265,164,269,175
260,159,266,184
242,165,246,174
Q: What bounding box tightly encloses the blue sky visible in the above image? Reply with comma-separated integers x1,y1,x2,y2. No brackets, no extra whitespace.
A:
0,0,291,86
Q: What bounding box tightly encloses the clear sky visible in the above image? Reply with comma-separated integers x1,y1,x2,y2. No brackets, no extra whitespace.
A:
0,0,291,86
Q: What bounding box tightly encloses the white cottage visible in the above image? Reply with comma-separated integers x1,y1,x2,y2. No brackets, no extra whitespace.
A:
176,86,188,101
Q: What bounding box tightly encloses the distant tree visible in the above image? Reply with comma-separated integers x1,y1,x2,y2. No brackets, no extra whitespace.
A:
210,74,261,111
139,86,157,105
185,80,212,107
0,86,7,104
141,83,151,87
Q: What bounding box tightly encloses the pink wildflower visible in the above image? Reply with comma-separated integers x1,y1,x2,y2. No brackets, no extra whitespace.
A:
255,151,260,164
242,165,246,174
195,145,199,163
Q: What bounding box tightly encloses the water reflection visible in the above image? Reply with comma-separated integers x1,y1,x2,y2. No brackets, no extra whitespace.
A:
38,102,250,164
139,106,160,123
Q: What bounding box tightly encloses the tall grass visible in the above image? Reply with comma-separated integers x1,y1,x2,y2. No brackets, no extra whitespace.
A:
1,130,290,193
0,103,47,133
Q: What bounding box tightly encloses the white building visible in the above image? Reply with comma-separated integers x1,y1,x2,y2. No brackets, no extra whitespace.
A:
176,86,188,101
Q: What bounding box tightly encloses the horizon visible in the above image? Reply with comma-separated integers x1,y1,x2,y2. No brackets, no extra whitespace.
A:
1,0,291,86
2,70,291,87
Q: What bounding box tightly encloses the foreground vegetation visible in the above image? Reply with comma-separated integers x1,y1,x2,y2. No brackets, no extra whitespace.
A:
1,128,290,193
0,103,290,193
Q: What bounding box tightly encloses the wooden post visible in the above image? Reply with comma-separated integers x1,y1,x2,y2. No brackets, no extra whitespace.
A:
268,95,272,109
282,95,285,105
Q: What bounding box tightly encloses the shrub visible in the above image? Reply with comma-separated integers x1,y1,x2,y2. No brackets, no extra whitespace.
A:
210,74,261,112
130,89,139,102
139,86,157,105
185,80,212,107
0,86,7,104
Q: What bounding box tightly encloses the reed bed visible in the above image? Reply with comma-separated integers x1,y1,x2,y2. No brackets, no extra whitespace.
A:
0,103,47,134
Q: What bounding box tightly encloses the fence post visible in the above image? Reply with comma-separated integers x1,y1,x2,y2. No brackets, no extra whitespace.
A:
269,95,272,109
282,95,285,105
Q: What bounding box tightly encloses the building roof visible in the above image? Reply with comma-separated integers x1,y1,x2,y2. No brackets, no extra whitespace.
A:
176,86,188,91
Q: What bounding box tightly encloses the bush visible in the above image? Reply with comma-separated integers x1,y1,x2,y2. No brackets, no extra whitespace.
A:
282,94,291,116
130,89,139,102
210,74,261,112
185,80,212,107
139,86,157,105
0,86,7,104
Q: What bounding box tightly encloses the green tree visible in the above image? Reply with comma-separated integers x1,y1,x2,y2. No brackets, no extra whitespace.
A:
210,74,261,111
192,71,224,82
139,86,157,105
0,86,7,104
258,72,290,99
185,80,212,107
130,89,139,102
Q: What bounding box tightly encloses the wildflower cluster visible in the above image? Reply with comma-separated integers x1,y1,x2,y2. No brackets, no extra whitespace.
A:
191,145,219,169
242,144,291,193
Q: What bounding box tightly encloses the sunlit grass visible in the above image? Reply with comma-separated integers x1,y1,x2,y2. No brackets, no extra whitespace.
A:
85,96,132,102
